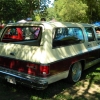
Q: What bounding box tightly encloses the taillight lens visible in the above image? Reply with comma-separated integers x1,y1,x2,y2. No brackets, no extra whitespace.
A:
27,63,38,75
40,65,49,76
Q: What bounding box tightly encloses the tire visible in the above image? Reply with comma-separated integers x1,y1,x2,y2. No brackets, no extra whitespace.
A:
68,62,82,83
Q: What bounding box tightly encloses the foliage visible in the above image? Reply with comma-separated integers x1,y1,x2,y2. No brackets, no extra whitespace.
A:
47,0,100,23
54,0,88,22
0,0,22,23
34,14,41,21
46,7,56,21
82,0,100,23
0,0,50,23
0,0,100,23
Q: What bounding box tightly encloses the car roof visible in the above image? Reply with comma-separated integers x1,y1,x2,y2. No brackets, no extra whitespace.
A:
6,21,94,29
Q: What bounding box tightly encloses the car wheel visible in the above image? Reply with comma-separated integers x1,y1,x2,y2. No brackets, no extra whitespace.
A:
68,62,82,83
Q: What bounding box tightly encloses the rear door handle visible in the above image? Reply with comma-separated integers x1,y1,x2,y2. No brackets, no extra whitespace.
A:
10,52,15,56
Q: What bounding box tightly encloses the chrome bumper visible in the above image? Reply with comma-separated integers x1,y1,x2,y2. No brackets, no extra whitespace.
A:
0,67,48,90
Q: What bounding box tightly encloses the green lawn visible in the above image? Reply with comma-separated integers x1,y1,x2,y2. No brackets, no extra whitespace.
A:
0,64,100,100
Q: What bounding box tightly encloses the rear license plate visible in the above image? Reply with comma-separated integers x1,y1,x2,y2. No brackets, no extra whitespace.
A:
5,76,16,84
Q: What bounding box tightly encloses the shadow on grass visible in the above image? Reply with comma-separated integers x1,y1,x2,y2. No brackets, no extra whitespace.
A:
0,64,100,100
73,63,100,100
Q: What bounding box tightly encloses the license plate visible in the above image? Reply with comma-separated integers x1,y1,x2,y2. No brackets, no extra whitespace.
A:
5,76,16,84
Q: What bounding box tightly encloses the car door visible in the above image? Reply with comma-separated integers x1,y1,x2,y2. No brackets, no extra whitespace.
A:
84,27,99,68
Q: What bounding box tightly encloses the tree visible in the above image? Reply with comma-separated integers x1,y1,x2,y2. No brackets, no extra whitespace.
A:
54,0,88,22
0,0,50,23
46,7,56,20
0,0,23,23
81,0,100,23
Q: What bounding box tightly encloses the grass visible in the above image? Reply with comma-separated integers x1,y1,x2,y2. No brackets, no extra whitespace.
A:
0,64,100,100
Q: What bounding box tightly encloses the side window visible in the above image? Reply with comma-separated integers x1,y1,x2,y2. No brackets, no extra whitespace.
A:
53,27,84,47
85,27,95,42
95,27,100,40
2,26,41,43
68,28,84,40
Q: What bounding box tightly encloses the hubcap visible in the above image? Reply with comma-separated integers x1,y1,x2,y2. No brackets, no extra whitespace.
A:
72,62,82,82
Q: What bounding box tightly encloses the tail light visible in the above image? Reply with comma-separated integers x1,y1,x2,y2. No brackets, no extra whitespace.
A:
40,65,49,76
27,63,38,75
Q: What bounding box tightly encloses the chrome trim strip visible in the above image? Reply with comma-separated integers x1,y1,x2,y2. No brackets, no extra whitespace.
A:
0,66,47,84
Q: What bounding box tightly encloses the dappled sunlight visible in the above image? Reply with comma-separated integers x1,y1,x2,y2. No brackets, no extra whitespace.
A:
43,42,89,63
16,46,37,60
39,27,89,63
0,43,15,55
50,22,67,27
0,42,44,63
0,19,100,100
10,44,39,61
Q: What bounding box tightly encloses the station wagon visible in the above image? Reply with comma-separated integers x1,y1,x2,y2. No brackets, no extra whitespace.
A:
0,21,99,90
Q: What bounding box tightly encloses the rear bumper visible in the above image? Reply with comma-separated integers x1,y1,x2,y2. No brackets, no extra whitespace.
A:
0,67,48,90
